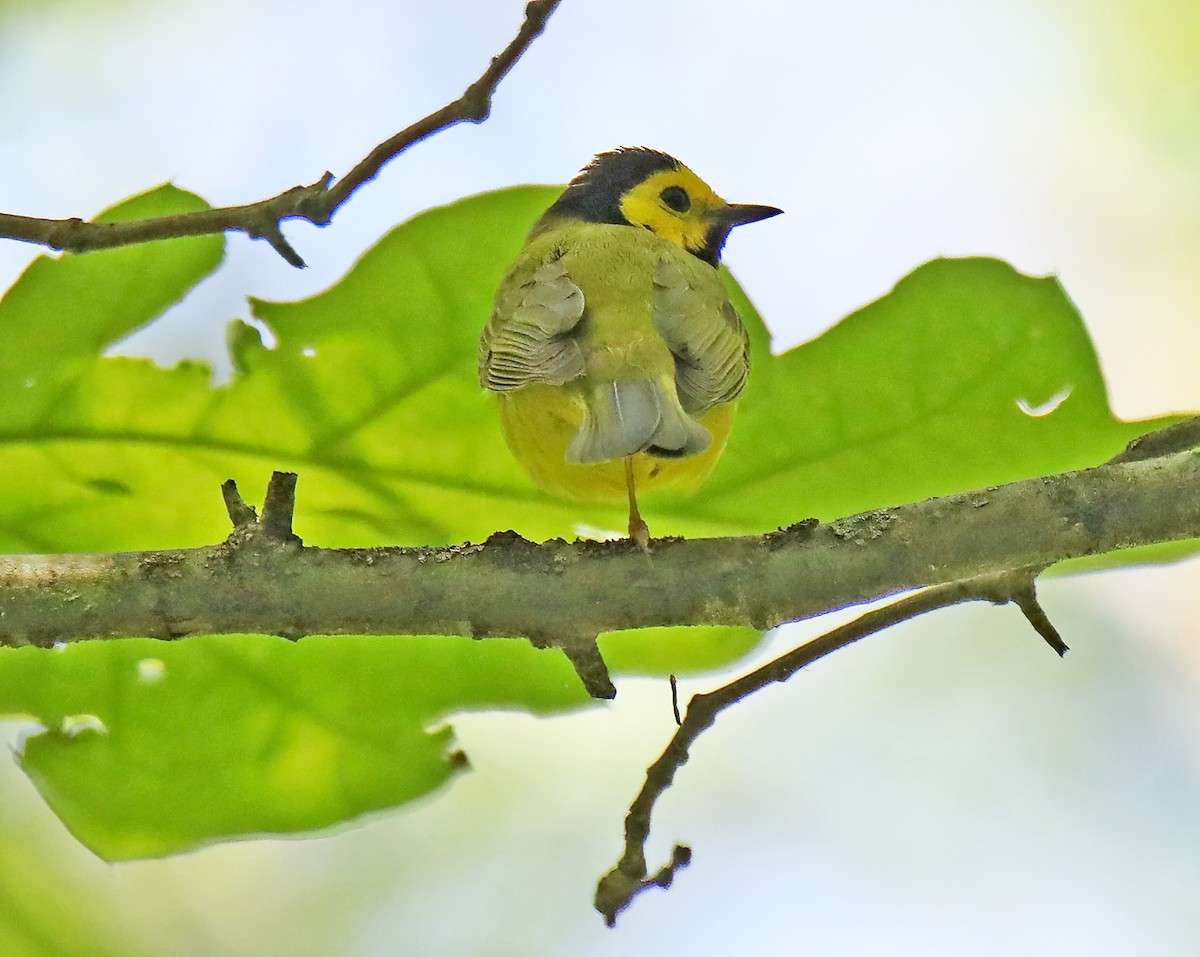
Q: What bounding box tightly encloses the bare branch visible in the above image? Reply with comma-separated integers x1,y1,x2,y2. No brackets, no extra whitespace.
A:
1109,414,1200,464
321,0,561,214
0,448,1194,684
222,474,303,556
0,0,563,266
594,569,1070,925
258,472,300,545
221,479,258,529
557,639,617,700
1008,576,1068,656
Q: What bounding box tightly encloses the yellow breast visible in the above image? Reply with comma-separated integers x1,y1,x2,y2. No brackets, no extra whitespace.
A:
498,385,735,501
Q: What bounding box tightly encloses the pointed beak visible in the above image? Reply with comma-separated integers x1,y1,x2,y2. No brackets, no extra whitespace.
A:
694,201,783,267
716,203,784,228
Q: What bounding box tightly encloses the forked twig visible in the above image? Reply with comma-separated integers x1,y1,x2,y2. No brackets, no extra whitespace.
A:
0,0,562,267
595,570,1066,925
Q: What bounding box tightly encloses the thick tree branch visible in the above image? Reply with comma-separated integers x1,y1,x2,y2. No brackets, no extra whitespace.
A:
0,447,1197,691
0,0,562,267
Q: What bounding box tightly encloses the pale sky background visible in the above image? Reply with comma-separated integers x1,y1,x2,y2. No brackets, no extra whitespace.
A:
1,0,1199,954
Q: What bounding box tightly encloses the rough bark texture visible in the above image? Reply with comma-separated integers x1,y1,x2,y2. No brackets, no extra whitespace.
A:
0,451,1194,650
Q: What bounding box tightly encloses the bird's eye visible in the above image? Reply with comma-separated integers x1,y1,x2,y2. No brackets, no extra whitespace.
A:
659,185,691,213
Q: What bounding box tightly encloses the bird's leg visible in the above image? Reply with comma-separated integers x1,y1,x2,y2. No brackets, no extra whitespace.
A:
624,456,650,550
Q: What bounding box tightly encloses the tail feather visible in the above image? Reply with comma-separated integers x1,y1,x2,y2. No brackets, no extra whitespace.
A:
566,380,711,464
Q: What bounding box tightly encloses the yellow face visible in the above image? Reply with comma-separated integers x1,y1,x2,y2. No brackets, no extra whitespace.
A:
617,166,727,256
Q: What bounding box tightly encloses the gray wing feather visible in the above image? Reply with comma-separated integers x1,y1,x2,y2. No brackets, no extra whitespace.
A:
566,380,711,464
479,255,586,392
653,260,750,415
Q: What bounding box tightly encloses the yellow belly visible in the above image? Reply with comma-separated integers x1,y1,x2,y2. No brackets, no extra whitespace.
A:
498,385,735,501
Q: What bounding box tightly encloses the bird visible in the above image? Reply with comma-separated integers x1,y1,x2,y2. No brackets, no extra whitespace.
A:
478,147,781,546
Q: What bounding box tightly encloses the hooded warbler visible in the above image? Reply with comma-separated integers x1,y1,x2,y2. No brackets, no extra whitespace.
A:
478,147,781,545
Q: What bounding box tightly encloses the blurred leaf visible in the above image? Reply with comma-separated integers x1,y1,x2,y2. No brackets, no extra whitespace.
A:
4,634,588,859
0,801,155,957
599,626,763,676
0,184,222,425
0,184,225,552
0,185,1188,860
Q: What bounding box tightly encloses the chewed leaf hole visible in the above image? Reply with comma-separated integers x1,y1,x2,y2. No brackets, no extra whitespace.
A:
1017,386,1072,418
137,658,166,683
242,314,279,349
10,720,49,756
60,714,108,738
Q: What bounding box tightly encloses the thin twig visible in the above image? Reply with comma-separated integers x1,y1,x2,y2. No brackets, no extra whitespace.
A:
1109,414,1200,464
0,0,563,267
221,473,303,555
220,479,258,529
259,471,300,544
1007,576,1069,656
594,570,1066,925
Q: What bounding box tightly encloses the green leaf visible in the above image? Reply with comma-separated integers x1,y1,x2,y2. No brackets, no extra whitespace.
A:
694,258,1172,529
2,634,588,859
0,185,226,552
0,184,223,428
598,625,764,676
0,184,1187,860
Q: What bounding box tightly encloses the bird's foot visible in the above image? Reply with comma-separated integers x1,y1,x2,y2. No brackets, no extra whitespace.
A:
628,513,651,552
